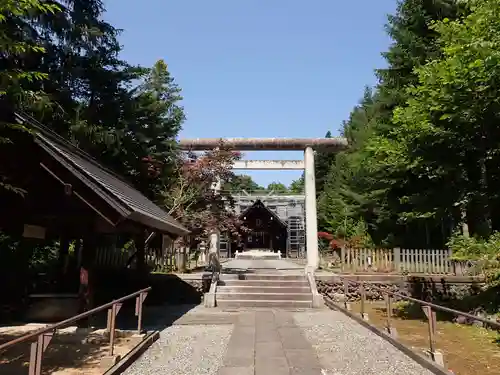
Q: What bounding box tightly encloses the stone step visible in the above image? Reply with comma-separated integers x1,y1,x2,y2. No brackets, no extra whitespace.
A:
217,292,312,301
217,286,311,294
218,280,309,287
235,254,281,260
216,299,313,309
219,273,305,281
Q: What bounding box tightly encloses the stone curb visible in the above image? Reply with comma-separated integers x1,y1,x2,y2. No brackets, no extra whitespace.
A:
103,330,160,375
323,297,451,375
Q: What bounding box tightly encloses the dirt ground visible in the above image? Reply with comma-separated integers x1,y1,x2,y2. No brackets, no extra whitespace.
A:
0,324,138,375
349,301,500,375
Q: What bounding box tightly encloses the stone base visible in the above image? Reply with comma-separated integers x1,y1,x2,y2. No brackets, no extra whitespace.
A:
100,355,121,371
424,350,445,367
385,326,398,339
305,265,315,274
312,293,324,308
130,333,147,345
361,312,369,321
204,292,216,308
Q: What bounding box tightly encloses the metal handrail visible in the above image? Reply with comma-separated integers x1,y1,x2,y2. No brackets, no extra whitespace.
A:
0,286,151,350
331,275,499,369
0,287,151,375
336,276,500,329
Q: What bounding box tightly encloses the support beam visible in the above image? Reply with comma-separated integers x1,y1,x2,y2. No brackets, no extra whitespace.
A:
233,160,304,170
304,146,319,271
179,137,348,151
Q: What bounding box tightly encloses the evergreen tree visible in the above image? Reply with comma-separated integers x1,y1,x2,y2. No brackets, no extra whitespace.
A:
314,131,336,196
317,0,465,247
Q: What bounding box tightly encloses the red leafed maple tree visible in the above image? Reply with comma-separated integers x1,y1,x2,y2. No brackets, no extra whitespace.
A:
158,140,245,243
318,231,347,250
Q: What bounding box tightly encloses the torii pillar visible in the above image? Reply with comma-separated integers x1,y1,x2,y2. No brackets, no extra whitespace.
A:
178,137,348,271
304,146,319,271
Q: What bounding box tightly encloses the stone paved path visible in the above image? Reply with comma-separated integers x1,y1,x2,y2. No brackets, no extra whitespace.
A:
125,305,435,375
218,310,322,375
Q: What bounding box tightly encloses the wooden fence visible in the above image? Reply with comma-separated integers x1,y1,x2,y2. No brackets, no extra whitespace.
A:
94,244,207,272
94,246,129,268
396,248,452,274
325,247,455,274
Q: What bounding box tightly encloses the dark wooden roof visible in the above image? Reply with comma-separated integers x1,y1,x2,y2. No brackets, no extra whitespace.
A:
239,199,287,228
14,112,189,236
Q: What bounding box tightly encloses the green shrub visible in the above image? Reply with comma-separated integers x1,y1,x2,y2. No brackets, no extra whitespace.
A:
447,231,500,284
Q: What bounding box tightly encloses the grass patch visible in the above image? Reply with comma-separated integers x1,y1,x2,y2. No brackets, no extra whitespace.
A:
350,301,500,375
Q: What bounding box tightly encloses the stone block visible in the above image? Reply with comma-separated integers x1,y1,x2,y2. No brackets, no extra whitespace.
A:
130,333,147,345
312,293,324,308
204,292,216,307
100,354,121,371
385,326,398,339
424,350,445,367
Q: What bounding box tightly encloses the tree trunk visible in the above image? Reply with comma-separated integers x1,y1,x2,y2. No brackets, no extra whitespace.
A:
461,208,469,238
485,156,500,231
465,157,491,238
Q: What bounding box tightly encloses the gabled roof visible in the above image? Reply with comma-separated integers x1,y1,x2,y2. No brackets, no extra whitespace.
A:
14,112,189,236
239,199,287,227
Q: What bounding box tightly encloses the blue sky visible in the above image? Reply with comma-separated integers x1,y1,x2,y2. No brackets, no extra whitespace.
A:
104,0,397,187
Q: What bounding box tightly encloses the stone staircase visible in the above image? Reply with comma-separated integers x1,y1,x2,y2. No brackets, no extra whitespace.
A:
234,249,282,260
215,273,313,308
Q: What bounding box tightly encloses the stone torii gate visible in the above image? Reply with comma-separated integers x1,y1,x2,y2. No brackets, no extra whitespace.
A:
178,138,348,271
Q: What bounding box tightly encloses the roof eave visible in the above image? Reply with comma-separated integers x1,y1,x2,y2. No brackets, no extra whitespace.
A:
127,211,190,236
239,199,287,227
36,138,132,219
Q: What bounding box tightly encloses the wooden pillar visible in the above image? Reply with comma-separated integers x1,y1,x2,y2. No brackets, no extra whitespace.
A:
135,231,146,272
78,234,96,326
57,236,70,291
134,230,147,277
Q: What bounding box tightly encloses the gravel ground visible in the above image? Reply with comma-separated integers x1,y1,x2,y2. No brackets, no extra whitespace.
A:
293,310,435,375
123,324,233,375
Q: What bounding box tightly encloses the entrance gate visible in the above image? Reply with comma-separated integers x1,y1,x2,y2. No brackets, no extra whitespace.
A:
178,138,347,270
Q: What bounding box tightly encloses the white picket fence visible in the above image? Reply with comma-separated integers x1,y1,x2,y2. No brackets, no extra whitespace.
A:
337,248,455,274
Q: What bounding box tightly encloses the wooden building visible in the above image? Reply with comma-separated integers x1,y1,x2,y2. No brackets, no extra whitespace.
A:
232,200,287,254
0,110,189,317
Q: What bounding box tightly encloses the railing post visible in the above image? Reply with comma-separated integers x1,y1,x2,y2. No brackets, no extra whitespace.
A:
340,246,346,272
422,305,444,367
360,283,369,321
343,280,350,310
135,291,149,334
385,294,398,338
28,332,53,375
423,306,436,352
385,294,392,330
108,302,123,356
